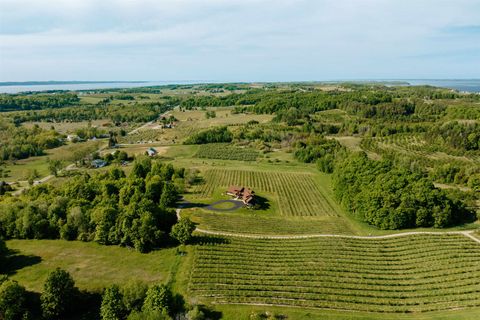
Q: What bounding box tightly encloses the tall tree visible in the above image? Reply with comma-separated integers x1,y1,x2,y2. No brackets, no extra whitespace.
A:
41,268,76,319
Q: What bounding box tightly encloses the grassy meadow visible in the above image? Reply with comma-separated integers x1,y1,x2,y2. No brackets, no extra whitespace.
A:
5,240,179,292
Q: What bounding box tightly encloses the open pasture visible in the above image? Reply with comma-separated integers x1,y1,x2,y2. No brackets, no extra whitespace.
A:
22,119,112,134
189,233,480,313
194,168,340,217
6,240,176,292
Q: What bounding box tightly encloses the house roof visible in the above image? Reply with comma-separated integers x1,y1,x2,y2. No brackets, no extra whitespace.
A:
243,188,254,197
227,186,243,194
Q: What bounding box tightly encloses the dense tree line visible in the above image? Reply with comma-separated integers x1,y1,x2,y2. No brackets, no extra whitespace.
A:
427,121,480,152
332,152,474,229
9,101,178,124
294,136,343,173
0,158,191,252
0,93,79,112
183,126,233,144
0,121,63,160
1,263,209,320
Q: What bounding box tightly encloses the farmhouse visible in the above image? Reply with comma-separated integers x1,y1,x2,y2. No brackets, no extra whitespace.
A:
226,186,255,205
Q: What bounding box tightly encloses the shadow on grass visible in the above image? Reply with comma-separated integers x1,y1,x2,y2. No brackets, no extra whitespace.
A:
178,201,208,209
200,305,223,320
251,195,270,211
191,235,230,246
1,249,42,276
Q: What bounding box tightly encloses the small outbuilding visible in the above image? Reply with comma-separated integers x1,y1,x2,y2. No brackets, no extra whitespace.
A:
146,147,158,157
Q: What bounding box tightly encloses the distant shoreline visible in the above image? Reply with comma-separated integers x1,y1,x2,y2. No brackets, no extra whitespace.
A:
0,79,479,94
0,80,147,87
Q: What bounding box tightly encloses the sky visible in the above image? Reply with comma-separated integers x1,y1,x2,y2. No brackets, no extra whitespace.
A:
0,0,479,82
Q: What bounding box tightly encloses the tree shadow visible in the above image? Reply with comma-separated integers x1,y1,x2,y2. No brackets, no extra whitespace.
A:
200,305,223,320
1,249,42,276
177,201,208,209
191,235,230,246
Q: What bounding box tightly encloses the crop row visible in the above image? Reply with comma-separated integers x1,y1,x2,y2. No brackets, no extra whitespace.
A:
189,234,480,313
195,143,259,161
196,168,338,216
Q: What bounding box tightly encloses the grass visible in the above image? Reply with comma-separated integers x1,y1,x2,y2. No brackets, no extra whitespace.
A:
3,140,103,182
22,119,112,134
120,107,274,145
215,304,480,320
189,234,480,313
5,240,177,292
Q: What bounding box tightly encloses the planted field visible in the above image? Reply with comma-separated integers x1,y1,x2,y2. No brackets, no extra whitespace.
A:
189,234,480,313
362,134,480,165
195,168,339,216
195,143,259,161
190,212,356,235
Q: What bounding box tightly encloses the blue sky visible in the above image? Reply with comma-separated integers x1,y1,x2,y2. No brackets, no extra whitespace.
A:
0,0,479,82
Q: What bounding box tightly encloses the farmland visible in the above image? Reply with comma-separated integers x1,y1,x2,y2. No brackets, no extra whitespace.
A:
1,82,480,319
189,233,480,313
193,168,340,217
195,143,259,161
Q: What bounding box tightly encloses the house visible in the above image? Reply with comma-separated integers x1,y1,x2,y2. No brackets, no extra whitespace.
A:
242,188,255,205
226,186,255,205
91,159,107,168
146,147,158,157
226,186,243,198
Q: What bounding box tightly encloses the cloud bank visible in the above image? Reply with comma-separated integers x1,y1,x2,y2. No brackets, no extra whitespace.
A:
0,0,479,81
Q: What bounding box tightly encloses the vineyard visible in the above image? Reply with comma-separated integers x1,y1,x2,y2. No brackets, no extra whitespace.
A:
361,134,480,165
195,168,340,216
195,143,259,161
189,234,480,313
190,212,356,235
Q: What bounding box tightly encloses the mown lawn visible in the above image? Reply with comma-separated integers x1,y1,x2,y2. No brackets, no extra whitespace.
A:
216,304,480,320
5,240,178,292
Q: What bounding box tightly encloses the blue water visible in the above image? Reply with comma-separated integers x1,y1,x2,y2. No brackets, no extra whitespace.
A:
0,80,214,94
403,79,480,93
1,79,479,94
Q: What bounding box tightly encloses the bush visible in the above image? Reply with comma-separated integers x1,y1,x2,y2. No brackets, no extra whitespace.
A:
170,218,195,245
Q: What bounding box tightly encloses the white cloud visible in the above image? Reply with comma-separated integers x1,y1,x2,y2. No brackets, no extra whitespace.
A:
0,0,479,81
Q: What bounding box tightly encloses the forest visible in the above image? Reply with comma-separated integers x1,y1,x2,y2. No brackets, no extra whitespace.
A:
0,157,190,253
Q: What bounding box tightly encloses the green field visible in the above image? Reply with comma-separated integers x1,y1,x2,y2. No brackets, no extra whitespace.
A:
195,143,260,161
189,234,480,313
194,168,340,217
5,240,178,292
189,212,358,235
